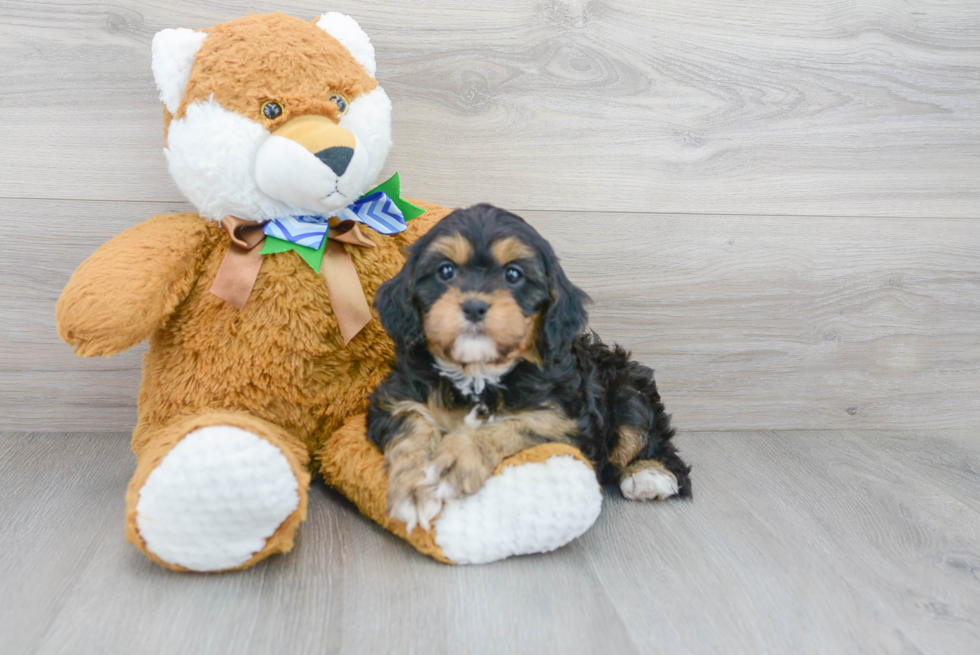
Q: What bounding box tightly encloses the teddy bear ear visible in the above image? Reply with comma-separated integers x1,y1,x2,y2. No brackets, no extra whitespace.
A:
151,28,208,114
315,13,377,77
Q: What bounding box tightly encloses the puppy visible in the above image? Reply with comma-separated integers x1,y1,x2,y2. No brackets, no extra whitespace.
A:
367,204,691,531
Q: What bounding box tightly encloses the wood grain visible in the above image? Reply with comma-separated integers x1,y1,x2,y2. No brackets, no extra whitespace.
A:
3,430,979,654
531,210,980,430
581,430,980,653
850,430,980,515
4,199,978,431
0,0,978,216
0,432,133,654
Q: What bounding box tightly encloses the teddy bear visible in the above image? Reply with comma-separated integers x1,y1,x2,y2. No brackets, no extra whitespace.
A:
55,11,602,571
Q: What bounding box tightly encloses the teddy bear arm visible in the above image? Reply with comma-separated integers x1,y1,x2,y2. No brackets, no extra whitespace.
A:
56,213,211,357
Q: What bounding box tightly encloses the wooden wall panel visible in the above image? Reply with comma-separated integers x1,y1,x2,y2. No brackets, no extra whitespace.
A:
0,0,978,216
3,199,977,431
0,0,977,430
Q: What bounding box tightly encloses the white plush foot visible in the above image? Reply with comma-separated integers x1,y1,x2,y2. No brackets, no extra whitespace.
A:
433,455,602,565
135,426,300,572
620,467,679,500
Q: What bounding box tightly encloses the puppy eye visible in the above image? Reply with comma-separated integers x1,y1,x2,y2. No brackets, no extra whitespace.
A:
330,93,349,115
262,101,283,120
437,262,456,282
504,265,524,285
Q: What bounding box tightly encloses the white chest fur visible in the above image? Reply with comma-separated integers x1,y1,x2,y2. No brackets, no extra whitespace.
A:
433,357,516,397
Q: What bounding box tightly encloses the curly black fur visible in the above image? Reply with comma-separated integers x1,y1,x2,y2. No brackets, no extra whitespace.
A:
367,204,691,496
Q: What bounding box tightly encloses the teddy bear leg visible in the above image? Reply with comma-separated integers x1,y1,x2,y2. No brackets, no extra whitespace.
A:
319,416,602,565
125,411,311,572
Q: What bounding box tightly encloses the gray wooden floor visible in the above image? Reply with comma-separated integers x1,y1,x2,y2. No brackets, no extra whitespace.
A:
2,430,979,654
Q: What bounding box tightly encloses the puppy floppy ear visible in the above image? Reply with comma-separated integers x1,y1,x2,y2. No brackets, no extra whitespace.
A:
540,253,590,361
374,259,423,350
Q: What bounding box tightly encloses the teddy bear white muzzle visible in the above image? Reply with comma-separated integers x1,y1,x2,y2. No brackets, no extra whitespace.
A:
254,115,372,216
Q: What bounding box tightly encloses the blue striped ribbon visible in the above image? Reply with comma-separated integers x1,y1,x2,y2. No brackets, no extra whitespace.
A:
338,191,407,235
262,191,407,249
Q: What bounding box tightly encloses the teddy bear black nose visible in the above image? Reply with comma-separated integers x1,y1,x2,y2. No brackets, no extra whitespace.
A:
461,299,490,323
315,146,354,176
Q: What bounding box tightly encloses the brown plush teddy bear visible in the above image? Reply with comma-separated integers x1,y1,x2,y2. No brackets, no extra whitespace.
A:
56,11,601,571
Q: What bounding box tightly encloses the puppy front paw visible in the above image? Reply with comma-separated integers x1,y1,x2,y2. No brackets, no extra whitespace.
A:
389,488,444,533
620,463,679,501
427,434,496,501
386,459,444,532
383,431,498,531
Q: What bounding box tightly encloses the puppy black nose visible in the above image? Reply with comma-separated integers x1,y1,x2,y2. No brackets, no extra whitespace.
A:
461,299,489,323
315,146,354,176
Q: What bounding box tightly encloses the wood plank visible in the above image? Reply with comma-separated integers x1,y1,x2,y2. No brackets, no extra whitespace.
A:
13,435,637,655
30,485,352,655
1,0,978,216
0,199,189,431
0,432,133,655
4,430,980,654
531,210,980,431
852,430,980,515
4,199,978,431
581,430,980,653
314,491,638,655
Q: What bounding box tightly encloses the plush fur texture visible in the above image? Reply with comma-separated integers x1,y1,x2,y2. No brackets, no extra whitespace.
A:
123,410,311,573
152,28,208,113
172,14,377,124
58,199,450,571
59,205,446,455
134,425,302,571
316,12,377,76
159,13,391,221
56,10,448,571
367,205,692,528
58,11,604,570
321,414,600,565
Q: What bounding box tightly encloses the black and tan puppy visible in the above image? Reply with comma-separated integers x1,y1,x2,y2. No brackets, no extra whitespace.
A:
368,204,691,530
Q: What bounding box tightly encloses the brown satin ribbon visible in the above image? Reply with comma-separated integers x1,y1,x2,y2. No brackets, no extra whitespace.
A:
210,216,376,345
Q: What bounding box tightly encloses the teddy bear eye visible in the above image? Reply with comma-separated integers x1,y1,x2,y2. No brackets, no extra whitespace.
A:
330,93,349,115
262,101,283,120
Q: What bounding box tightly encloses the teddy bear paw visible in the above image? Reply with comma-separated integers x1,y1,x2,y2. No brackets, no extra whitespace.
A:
433,452,602,564
134,426,301,571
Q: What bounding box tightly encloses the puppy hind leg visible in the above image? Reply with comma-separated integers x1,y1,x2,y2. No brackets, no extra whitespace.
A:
646,447,693,498
610,425,692,500
619,460,681,501
599,347,692,499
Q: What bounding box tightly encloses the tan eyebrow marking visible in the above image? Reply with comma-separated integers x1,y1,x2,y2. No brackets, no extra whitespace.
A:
491,237,534,265
428,233,473,265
